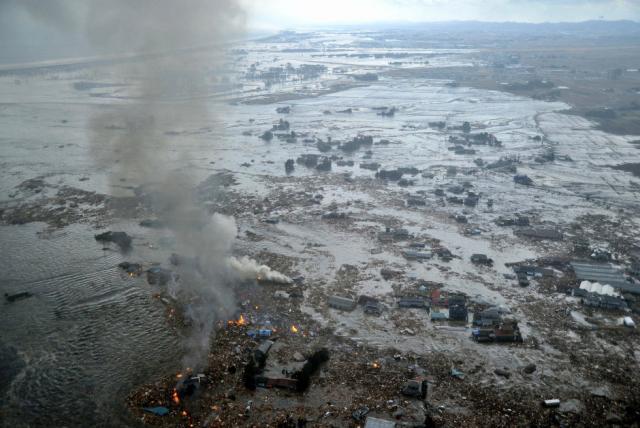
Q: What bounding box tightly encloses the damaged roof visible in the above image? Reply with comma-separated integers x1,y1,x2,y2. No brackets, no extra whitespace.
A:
571,262,640,294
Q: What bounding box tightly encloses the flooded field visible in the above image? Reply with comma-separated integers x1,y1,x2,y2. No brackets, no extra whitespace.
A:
1,27,639,427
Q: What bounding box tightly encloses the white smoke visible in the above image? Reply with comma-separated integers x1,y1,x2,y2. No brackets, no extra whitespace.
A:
228,256,293,284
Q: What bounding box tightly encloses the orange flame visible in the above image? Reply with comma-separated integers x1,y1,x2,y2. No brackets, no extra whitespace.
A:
227,314,248,327
290,325,299,333
171,389,180,405
371,361,381,369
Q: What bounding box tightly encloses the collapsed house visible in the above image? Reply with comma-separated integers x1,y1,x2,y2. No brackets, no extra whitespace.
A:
472,307,503,327
515,228,563,241
407,196,426,206
401,377,428,399
146,266,175,286
495,215,530,227
378,227,410,242
403,250,432,260
513,174,533,186
448,295,468,321
572,291,628,310
364,300,383,316
398,296,429,310
328,295,357,311
513,265,554,278
471,253,493,266
376,169,404,181
472,319,523,343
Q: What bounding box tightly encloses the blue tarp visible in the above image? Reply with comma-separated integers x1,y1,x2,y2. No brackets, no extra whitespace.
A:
143,406,169,416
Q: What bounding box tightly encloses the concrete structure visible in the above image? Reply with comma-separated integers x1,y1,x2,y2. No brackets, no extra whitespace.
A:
571,262,640,294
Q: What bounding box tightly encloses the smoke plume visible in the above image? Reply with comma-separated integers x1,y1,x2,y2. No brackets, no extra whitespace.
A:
228,256,293,284
18,0,248,369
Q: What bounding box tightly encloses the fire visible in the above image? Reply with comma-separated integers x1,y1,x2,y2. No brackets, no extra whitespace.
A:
176,373,183,379
290,325,299,334
171,389,180,405
371,361,381,369
227,314,248,327
181,410,188,417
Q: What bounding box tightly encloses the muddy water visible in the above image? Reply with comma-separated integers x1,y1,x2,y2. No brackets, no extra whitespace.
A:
0,223,181,427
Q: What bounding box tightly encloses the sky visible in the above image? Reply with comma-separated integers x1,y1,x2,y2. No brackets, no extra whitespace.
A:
244,0,640,29
0,0,639,64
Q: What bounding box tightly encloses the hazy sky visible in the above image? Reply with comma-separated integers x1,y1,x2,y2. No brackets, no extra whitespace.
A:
245,0,640,29
1,0,639,64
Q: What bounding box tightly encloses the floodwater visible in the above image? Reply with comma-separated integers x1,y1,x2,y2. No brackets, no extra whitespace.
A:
1,31,640,427
0,222,181,427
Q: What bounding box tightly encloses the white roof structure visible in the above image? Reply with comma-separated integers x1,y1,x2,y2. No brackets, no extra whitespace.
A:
579,280,619,297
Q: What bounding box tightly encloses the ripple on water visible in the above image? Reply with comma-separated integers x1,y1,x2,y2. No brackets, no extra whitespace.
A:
0,223,181,426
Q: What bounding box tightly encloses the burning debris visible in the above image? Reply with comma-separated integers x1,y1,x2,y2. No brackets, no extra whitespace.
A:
118,262,143,276
227,314,248,327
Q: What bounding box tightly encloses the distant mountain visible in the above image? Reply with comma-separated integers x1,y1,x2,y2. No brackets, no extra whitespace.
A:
322,20,640,37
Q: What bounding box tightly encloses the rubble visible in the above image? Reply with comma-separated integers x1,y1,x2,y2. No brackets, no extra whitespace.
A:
376,169,403,181
471,319,523,343
4,292,33,303
118,262,143,276
514,174,533,186
146,267,175,286
284,159,294,173
401,378,428,399
260,130,273,141
403,250,432,260
328,295,357,311
360,162,380,171
398,296,429,310
94,231,132,250
471,253,493,266
339,135,373,152
515,227,563,240
494,368,510,378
